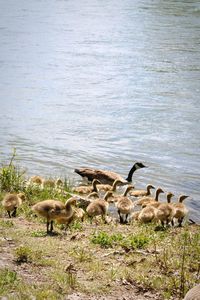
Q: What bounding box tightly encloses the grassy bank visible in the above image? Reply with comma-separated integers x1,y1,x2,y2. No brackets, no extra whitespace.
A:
0,152,199,299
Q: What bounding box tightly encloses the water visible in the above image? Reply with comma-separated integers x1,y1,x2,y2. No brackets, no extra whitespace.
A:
0,0,200,220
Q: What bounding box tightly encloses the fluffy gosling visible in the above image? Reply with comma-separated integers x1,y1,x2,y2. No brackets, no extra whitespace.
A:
129,184,155,197
172,195,189,227
138,206,158,223
86,191,113,223
72,179,100,195
135,187,164,206
2,192,25,218
96,179,123,192
32,197,76,234
154,192,175,226
114,185,134,224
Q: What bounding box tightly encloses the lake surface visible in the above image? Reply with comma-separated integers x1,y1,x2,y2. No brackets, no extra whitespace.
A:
0,0,200,220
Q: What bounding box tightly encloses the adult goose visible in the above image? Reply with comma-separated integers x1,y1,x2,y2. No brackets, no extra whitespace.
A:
74,162,146,185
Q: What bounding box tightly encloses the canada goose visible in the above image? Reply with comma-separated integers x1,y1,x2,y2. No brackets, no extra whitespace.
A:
154,193,175,226
146,191,174,209
135,187,164,207
172,195,189,227
96,179,122,192
74,162,147,185
129,184,155,197
2,192,25,218
114,185,134,224
72,179,100,195
183,284,200,300
138,206,158,223
32,197,76,234
86,191,113,223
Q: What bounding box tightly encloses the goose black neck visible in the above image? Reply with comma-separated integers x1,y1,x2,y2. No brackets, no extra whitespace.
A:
126,164,137,182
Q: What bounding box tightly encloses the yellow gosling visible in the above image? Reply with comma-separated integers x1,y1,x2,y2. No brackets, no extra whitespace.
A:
32,197,76,234
72,179,100,195
114,185,134,224
172,195,189,227
138,206,158,223
2,192,25,218
154,192,175,226
86,191,113,223
29,175,44,186
135,187,164,206
96,179,123,192
129,184,155,197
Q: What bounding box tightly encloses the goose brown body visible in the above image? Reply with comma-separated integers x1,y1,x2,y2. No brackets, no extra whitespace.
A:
74,162,146,185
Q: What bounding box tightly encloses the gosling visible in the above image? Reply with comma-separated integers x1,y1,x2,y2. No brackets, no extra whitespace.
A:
172,195,189,227
135,187,164,207
72,179,100,195
129,184,155,197
96,179,123,192
86,191,113,223
2,192,25,218
32,197,76,234
138,206,158,223
114,185,134,224
154,192,175,226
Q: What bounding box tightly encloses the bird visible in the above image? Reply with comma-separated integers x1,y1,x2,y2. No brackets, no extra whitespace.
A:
74,162,147,185
135,187,164,207
129,184,155,197
172,195,189,227
72,179,100,195
32,197,76,234
114,185,134,224
29,175,44,186
138,205,158,223
2,192,25,218
96,179,123,192
86,191,113,223
154,192,175,226
183,284,200,300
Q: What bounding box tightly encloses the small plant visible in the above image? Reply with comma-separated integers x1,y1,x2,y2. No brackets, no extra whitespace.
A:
0,268,18,295
14,245,43,264
14,245,32,264
0,219,14,228
69,220,83,231
31,230,47,237
91,231,114,248
0,149,26,192
70,247,92,262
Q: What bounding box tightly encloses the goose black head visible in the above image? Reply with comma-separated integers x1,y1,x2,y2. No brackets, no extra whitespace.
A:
135,162,147,170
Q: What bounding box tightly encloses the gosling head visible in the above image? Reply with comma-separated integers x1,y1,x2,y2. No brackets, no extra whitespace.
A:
17,193,26,202
166,192,174,203
147,184,155,190
157,187,164,194
179,195,189,203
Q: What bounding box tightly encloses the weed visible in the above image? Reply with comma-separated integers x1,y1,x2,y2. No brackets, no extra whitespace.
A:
0,268,18,295
0,149,26,192
70,247,92,262
0,219,14,228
